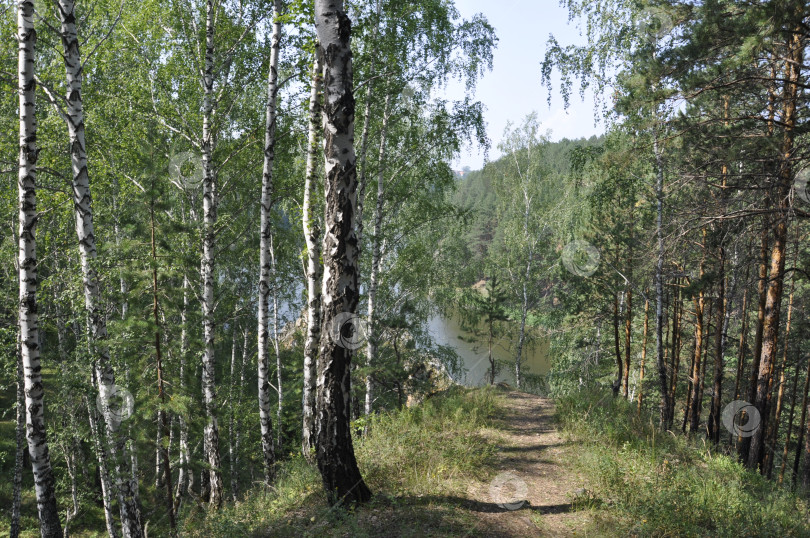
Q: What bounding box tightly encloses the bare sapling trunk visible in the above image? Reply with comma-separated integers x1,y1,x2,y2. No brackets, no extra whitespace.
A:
314,0,372,506
688,233,706,435
257,0,283,485
150,203,176,533
175,275,190,504
612,291,622,397
271,236,283,452
302,48,323,462
355,0,382,244
653,131,669,427
638,299,649,415
364,92,391,416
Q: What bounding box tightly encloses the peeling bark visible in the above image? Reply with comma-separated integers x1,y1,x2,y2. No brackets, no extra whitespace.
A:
314,0,372,506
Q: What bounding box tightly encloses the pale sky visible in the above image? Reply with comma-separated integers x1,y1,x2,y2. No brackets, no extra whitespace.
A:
443,0,606,170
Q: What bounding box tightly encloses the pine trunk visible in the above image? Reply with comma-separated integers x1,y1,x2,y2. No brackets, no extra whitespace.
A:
748,25,802,469
653,132,669,427
637,299,649,414
740,224,770,462
688,250,706,435
707,249,726,443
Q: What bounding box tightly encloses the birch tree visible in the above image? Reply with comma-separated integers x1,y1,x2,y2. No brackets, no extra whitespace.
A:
257,0,283,486
54,1,144,533
313,0,372,506
301,47,323,462
16,1,62,534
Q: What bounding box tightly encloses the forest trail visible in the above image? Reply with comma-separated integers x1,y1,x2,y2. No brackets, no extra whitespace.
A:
461,390,593,537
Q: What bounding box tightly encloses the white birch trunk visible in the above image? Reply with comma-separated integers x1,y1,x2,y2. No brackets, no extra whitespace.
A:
302,48,323,462
271,236,283,452
175,275,190,503
17,2,63,534
355,0,381,245
200,0,224,506
57,2,143,532
314,0,372,505
257,0,283,485
364,93,391,416
228,333,238,497
85,397,119,538
230,329,248,499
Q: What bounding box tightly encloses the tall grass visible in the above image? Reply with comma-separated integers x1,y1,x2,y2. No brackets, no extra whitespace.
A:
181,386,498,536
557,390,810,537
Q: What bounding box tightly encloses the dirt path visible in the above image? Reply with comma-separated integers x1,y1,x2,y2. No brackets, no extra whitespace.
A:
463,390,593,537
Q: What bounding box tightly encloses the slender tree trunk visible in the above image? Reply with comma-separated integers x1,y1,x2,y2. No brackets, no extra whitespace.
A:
667,279,683,429
696,298,712,434
764,275,795,477
199,0,226,506
17,3,62,535
613,291,623,397
270,236,284,452
795,351,810,487
230,329,248,499
58,0,143,532
302,48,324,463
175,275,190,504
623,265,633,399
740,224,770,463
638,299,649,415
779,354,801,485
314,0,372,506
355,0,382,245
257,0,283,486
708,248,726,443
364,92,391,415
150,203,176,533
86,397,118,538
689,242,706,435
653,132,669,427
11,336,25,538
733,288,749,403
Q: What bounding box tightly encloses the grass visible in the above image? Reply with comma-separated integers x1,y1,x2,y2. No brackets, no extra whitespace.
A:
181,386,501,537
556,390,810,537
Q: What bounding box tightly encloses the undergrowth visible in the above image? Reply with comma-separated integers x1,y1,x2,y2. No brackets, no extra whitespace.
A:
181,386,498,537
557,390,810,537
